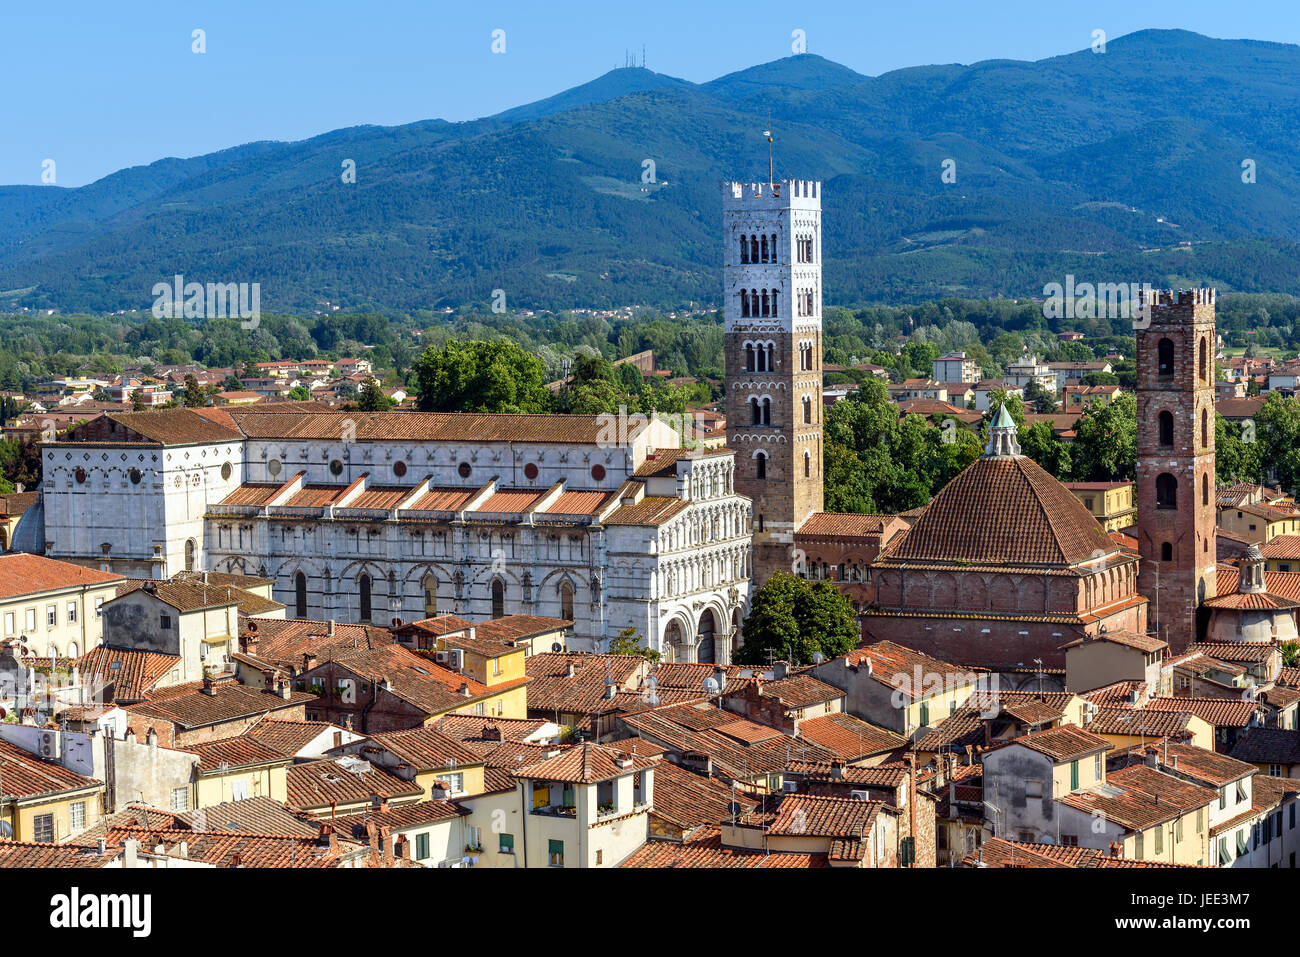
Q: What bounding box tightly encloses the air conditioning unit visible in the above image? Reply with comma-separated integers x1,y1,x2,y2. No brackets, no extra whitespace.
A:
38,730,60,760
849,789,871,801
781,781,799,793
434,651,450,664
446,649,464,672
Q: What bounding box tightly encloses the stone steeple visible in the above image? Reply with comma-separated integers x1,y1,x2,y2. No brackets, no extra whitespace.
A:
984,403,1021,457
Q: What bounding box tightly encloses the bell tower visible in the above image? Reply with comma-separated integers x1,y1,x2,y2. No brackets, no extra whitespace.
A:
722,179,824,584
1135,288,1217,652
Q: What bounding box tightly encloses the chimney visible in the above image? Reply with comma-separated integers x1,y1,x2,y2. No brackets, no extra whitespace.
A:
459,682,472,697
371,793,388,813
317,823,337,851
566,663,576,679
773,661,788,680
201,675,216,696
830,760,844,780
244,632,259,657
394,834,408,859
302,652,317,672
230,853,241,868
328,619,336,638
603,681,617,701
1108,841,1123,858
483,724,503,742
278,677,291,700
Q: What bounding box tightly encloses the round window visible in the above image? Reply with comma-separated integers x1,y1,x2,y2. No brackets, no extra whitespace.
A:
74,467,86,484
458,462,472,479
524,462,538,480
267,459,282,478
129,468,142,484
393,460,407,478
329,459,344,476
591,464,606,481
220,462,232,481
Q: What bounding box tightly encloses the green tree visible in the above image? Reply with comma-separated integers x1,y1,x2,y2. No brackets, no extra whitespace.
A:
1020,420,1071,477
130,389,146,411
1024,381,1058,414
606,627,662,662
287,385,312,401
1215,414,1262,485
1255,392,1300,493
735,572,860,666
1281,641,1300,669
182,374,207,408
414,340,551,414
357,377,394,412
1069,393,1137,481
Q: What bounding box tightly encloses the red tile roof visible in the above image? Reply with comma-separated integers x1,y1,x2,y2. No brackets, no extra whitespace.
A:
285,758,423,810
0,554,122,600
879,454,1116,566
0,739,102,800
795,713,905,759
620,825,828,868
513,742,656,783
76,646,179,702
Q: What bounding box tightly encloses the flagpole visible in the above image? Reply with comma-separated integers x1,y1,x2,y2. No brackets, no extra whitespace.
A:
765,127,774,186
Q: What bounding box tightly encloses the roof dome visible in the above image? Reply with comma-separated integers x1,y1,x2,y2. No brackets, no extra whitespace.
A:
881,453,1117,567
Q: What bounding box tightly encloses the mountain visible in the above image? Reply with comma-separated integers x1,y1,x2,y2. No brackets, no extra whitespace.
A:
3,32,1300,314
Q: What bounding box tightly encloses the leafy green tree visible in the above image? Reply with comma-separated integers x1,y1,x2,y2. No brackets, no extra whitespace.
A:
1215,414,1262,485
1024,381,1058,414
130,389,146,411
1020,420,1071,477
1255,392,1300,493
607,627,661,662
1080,371,1120,386
1282,641,1300,669
357,377,394,412
287,385,312,401
1069,393,1137,481
182,375,207,408
735,572,860,666
414,340,551,414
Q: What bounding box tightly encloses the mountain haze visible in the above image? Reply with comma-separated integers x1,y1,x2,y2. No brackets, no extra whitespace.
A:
2,29,1299,313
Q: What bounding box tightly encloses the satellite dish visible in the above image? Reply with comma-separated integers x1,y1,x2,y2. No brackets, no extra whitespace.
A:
703,676,720,695
0,821,11,838
551,642,562,653
812,652,825,665
646,694,660,706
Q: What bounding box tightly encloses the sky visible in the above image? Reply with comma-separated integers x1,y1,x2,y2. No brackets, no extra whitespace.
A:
4,0,1300,187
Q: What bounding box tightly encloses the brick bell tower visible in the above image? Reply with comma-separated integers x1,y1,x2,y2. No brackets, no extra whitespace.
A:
1135,288,1217,652
723,179,824,585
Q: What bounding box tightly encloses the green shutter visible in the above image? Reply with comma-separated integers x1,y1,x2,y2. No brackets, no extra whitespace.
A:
900,836,915,866
919,701,929,727
415,833,429,861
499,833,514,853
1070,760,1079,790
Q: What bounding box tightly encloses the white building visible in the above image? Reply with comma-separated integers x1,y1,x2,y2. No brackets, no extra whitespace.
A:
43,408,752,662
933,353,981,384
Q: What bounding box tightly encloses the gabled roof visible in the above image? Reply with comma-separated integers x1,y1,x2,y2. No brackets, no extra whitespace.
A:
125,683,316,730
247,719,347,757
647,761,757,831
286,758,423,810
1228,727,1300,766
994,725,1111,763
362,725,484,771
620,824,828,868
795,713,905,760
75,646,179,703
0,739,102,801
513,742,655,783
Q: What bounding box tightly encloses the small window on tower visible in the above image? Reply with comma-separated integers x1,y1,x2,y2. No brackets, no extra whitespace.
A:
1157,338,1175,376
1158,411,1173,446
1161,542,1173,562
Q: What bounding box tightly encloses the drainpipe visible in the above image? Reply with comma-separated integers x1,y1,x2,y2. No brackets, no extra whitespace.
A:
519,782,529,869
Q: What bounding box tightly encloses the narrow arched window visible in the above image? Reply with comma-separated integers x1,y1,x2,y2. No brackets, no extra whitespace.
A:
1158,411,1174,446
560,580,574,621
804,451,811,478
1156,473,1177,509
760,235,768,263
740,291,750,318
422,573,437,617
756,453,767,480
740,236,749,263
750,236,758,263
803,396,812,425
1158,338,1175,376
1202,473,1210,507
751,398,762,426
184,539,196,572
1161,542,1173,561
491,579,505,619
295,572,307,618
359,573,372,622
1201,407,1208,448
745,343,755,371
1199,337,1208,383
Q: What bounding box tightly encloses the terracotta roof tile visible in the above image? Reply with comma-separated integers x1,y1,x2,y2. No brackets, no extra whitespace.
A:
795,713,905,759
285,758,423,810
620,824,828,868
125,683,316,730
0,554,122,600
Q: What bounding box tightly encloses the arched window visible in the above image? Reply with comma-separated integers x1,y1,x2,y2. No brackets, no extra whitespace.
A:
770,233,778,264
559,580,574,621
1158,411,1174,446
422,573,437,617
755,453,767,480
1157,338,1175,376
751,398,762,426
804,451,811,478
740,291,750,318
184,539,196,572
1199,337,1208,383
760,397,771,426
760,290,769,317
295,572,307,618
491,579,505,619
358,573,372,622
760,235,768,263
739,236,749,263
1161,542,1173,562
750,236,758,263
67,641,78,658
1201,407,1208,448
1202,473,1210,507
803,396,812,425
745,343,755,371
1156,473,1177,509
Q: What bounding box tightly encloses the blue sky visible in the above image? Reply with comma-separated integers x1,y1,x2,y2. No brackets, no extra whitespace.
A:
4,0,1299,186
